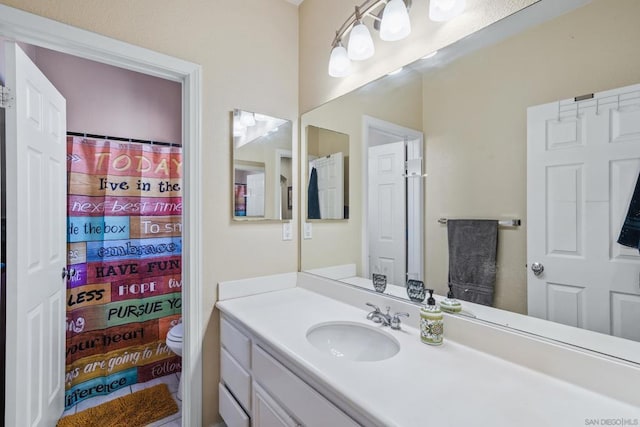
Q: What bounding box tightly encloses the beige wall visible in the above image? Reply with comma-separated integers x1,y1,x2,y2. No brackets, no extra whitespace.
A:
298,0,537,113
301,71,423,274
423,0,640,314
0,1,299,425
307,125,349,158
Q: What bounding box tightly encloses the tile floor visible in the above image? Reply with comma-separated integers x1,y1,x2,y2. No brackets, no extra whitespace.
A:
60,373,182,426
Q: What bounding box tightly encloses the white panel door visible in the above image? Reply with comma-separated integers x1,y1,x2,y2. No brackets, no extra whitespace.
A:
368,141,405,287
4,42,67,426
310,153,344,219
246,172,265,217
527,83,640,340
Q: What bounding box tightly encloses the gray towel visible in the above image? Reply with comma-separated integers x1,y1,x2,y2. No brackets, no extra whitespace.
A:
447,219,498,307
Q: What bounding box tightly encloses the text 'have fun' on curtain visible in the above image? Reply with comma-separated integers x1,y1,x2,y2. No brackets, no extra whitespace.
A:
65,135,182,409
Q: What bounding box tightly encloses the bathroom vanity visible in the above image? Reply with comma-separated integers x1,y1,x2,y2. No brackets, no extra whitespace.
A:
218,312,360,427
216,273,640,427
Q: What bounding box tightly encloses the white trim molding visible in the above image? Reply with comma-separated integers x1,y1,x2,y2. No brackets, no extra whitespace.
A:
0,5,203,426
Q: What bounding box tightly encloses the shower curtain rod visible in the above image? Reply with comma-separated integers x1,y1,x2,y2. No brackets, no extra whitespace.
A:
67,131,180,147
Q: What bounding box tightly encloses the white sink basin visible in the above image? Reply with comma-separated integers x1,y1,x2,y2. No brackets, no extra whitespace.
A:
306,321,400,362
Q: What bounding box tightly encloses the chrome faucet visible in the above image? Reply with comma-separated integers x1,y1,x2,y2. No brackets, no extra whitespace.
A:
366,303,409,329
370,305,392,326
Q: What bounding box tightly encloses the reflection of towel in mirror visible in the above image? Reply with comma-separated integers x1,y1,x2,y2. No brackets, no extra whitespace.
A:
617,171,640,250
447,220,498,307
308,167,321,219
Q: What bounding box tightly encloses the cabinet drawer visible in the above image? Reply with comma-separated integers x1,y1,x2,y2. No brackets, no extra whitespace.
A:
221,347,251,412
252,344,359,427
219,382,250,427
221,316,251,370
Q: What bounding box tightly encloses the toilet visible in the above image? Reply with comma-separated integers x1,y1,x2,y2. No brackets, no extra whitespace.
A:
166,322,184,400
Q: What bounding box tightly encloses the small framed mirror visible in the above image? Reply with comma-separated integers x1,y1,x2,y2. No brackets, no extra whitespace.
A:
232,109,293,221
306,125,349,220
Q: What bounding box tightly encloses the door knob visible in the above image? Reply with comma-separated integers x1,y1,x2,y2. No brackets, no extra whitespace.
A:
531,262,544,276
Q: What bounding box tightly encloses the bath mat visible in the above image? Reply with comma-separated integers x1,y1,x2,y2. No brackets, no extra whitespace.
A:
57,383,179,427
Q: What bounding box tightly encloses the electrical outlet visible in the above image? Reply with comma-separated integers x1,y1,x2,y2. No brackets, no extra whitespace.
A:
303,222,313,239
282,221,292,241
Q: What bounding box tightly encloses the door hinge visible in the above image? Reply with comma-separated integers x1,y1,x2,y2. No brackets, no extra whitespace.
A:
0,85,14,108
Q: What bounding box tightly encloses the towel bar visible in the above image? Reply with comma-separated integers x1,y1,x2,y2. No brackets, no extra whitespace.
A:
438,218,521,227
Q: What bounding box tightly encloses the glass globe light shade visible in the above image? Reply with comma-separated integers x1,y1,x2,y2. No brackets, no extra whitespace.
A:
328,43,352,77
380,0,411,42
347,22,375,60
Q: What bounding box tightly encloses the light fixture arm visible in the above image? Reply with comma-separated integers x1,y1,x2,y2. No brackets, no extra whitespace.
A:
329,0,414,78
331,0,391,48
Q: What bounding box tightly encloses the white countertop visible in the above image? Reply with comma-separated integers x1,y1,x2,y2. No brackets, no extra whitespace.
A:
217,287,639,427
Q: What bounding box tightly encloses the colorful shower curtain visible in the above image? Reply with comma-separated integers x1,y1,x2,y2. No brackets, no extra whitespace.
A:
64,136,182,409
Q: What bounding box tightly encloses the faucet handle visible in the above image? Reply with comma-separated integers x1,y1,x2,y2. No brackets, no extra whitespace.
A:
390,312,410,330
366,302,381,312
365,302,381,320
366,302,380,320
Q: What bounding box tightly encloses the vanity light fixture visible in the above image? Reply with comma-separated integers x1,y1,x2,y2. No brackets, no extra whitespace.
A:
328,0,412,78
429,0,466,22
328,0,466,78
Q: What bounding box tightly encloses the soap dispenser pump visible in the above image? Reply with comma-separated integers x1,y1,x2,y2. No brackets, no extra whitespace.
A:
420,289,443,346
440,284,462,314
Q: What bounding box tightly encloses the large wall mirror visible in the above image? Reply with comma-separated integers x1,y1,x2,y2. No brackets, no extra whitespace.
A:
300,0,640,364
233,109,293,221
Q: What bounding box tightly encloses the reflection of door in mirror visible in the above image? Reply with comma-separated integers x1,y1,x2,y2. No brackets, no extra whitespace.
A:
306,126,349,220
368,142,405,286
364,116,424,288
234,164,266,218
246,172,265,217
310,153,344,219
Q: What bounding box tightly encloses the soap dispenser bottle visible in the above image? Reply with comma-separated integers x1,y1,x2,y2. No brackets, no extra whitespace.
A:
420,289,443,346
440,284,462,314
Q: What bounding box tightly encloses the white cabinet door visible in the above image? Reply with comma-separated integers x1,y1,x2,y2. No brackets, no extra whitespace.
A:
527,82,640,341
252,345,359,427
4,41,67,427
252,382,299,427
